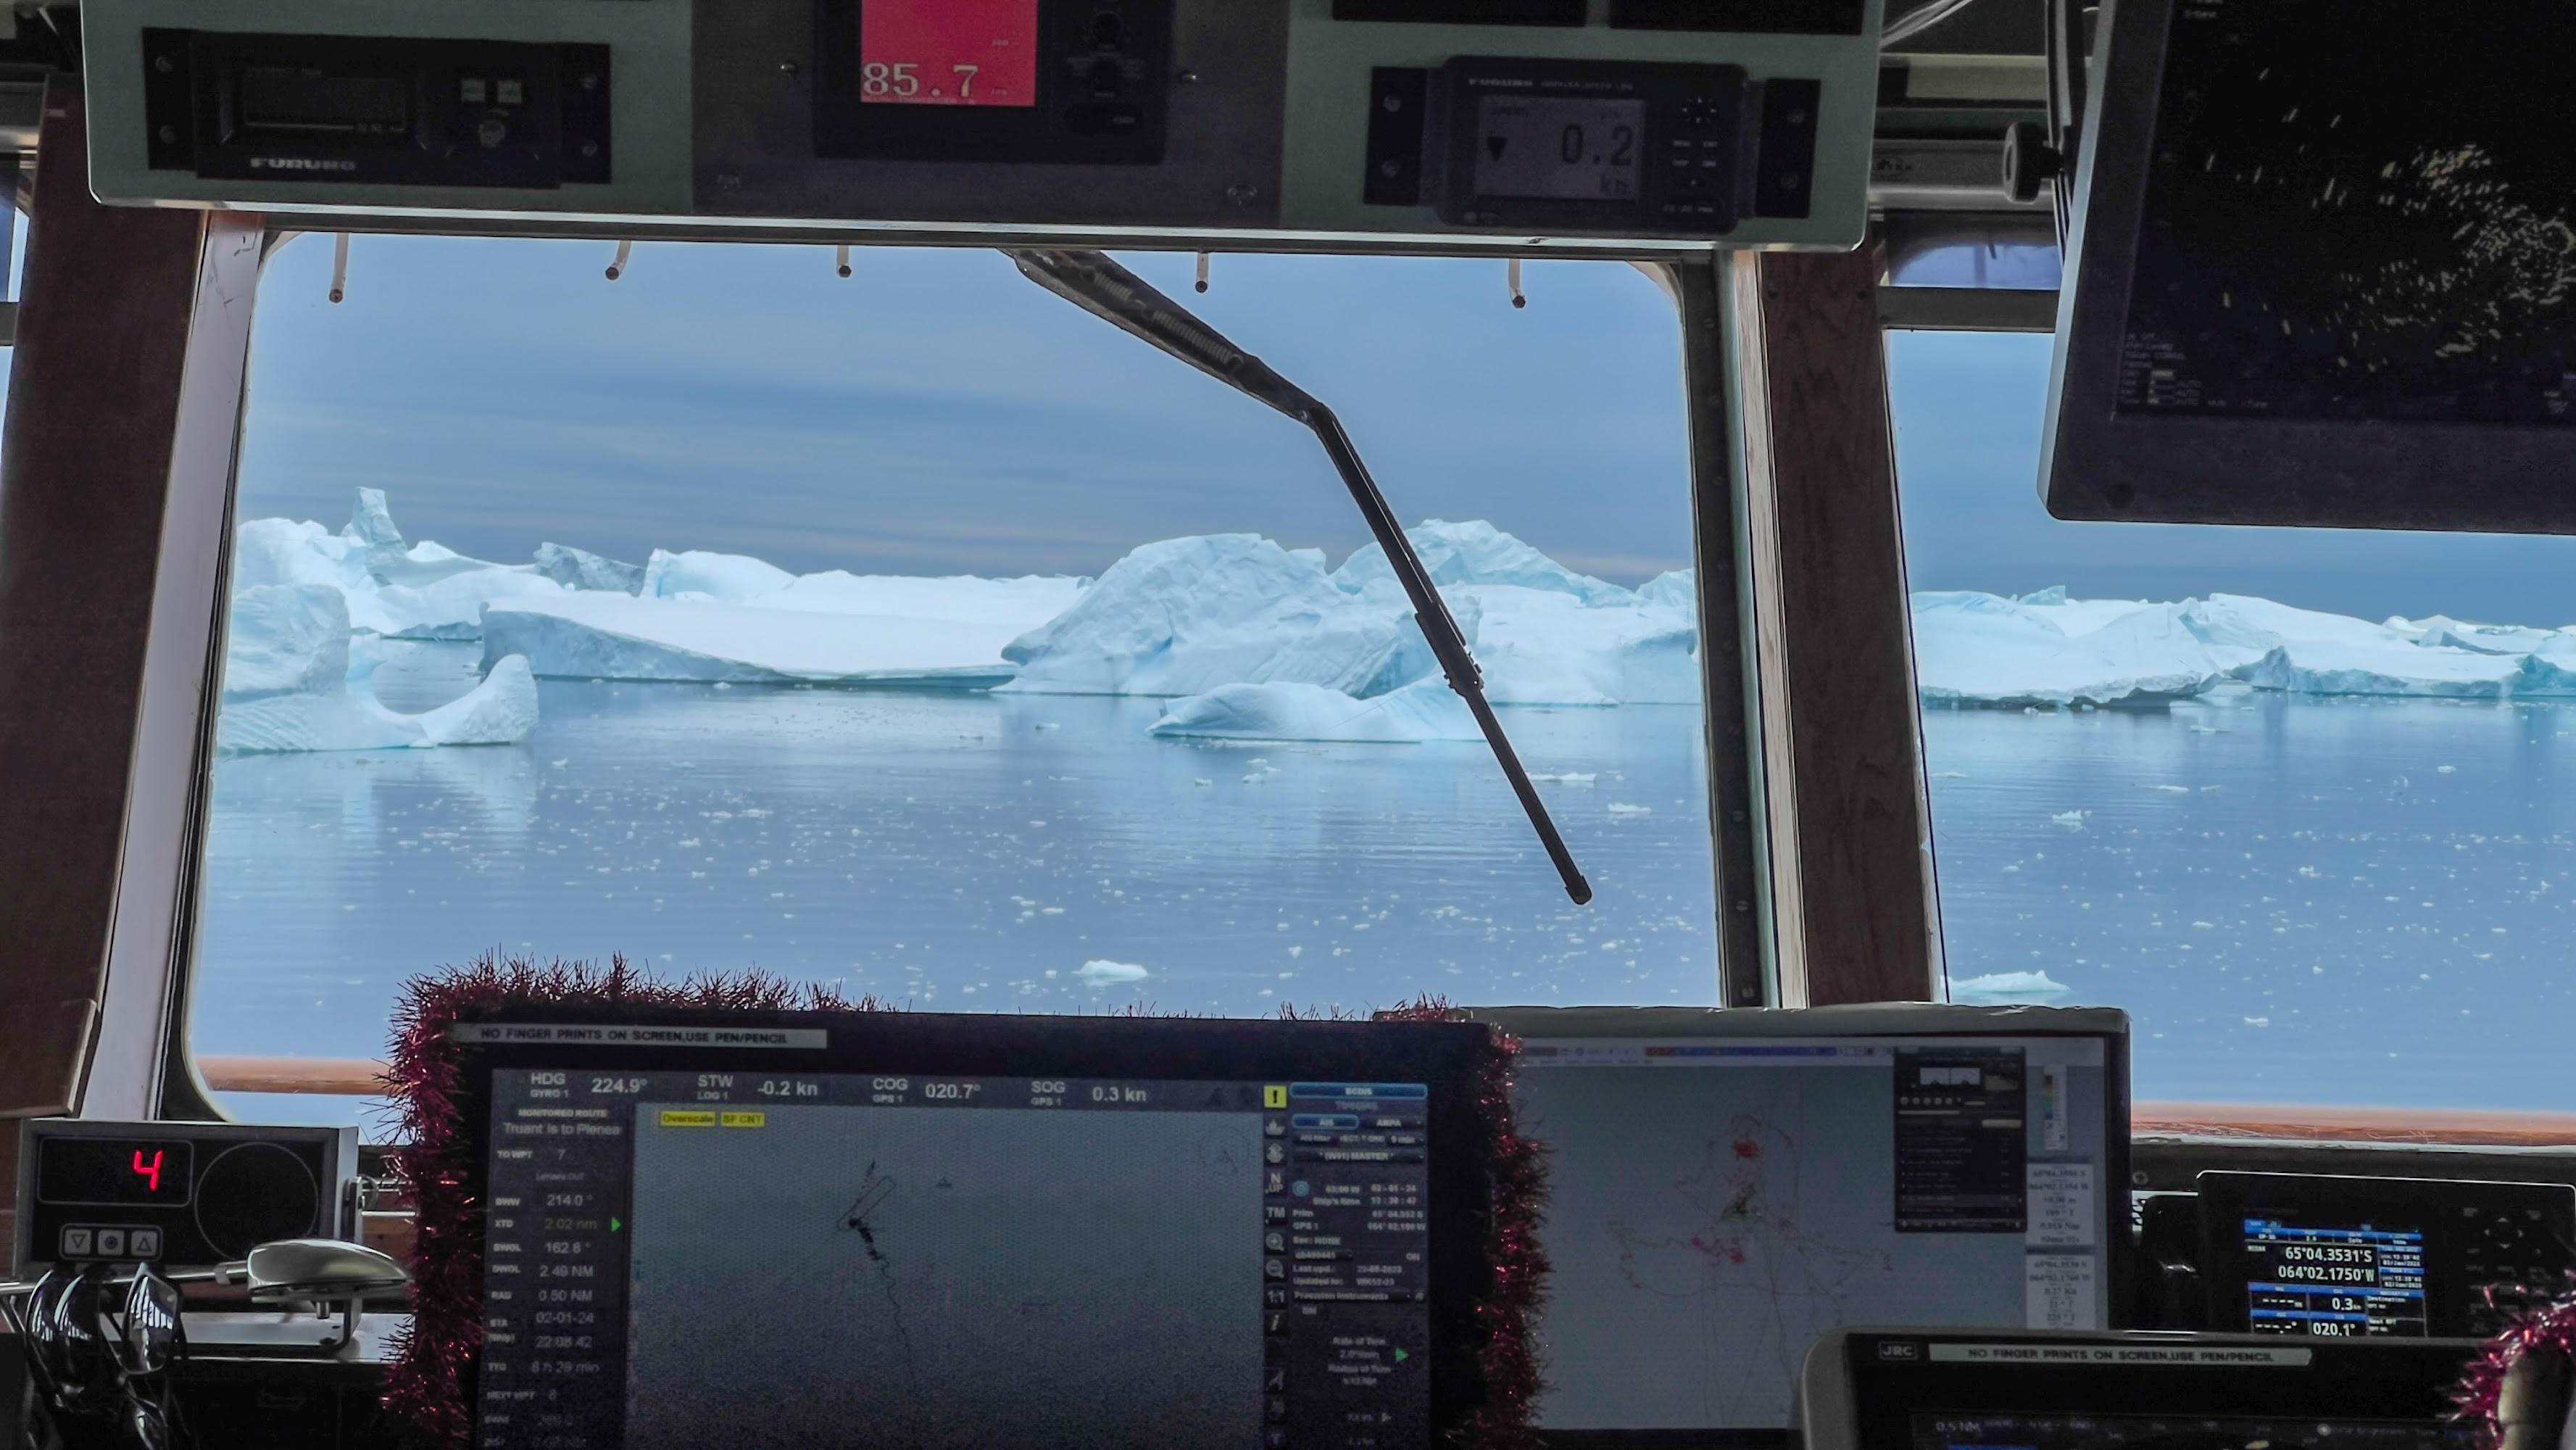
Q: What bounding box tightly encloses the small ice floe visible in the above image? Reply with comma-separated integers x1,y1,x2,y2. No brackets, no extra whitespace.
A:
1530,771,1598,784
2243,1016,2271,1027
2050,810,2087,828
1607,803,1653,816
1075,959,1149,984
1950,970,2072,1005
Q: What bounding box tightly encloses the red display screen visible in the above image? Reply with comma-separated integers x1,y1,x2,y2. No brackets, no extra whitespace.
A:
37,1138,194,1206
859,0,1040,108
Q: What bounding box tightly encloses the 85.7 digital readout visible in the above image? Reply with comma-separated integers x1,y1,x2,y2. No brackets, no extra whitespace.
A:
857,0,1039,107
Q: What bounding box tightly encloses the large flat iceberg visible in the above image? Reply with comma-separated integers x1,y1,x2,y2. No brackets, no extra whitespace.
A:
483,593,1059,686
1914,585,2576,705
484,571,1089,685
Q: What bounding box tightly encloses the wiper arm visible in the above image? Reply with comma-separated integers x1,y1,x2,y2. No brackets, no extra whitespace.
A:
1008,248,1592,906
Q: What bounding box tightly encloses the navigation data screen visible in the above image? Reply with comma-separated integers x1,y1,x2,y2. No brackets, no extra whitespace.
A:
477,1070,1432,1449
1474,96,1645,202
857,0,1038,107
2242,1217,2428,1337
1514,1036,2114,1431
2116,0,2576,423
1916,1411,2471,1450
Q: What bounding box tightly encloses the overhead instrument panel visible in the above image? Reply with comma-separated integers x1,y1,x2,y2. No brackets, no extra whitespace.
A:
82,0,1883,252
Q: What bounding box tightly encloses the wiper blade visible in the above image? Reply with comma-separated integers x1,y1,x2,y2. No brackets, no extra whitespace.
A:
1008,248,1592,906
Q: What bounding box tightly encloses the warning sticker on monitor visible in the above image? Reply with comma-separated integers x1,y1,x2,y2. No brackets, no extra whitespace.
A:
2025,1254,2098,1329
1931,1342,2314,1367
449,1023,828,1049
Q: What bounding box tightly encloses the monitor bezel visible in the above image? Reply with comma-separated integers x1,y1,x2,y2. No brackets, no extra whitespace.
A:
1803,1326,2480,1450
1468,1003,2135,1443
2040,0,2576,533
436,1003,1508,1446
2193,1169,2576,1338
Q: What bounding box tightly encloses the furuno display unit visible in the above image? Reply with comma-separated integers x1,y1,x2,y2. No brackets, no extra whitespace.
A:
2195,1171,2576,1340
433,1008,1507,1450
1801,1327,2480,1450
2042,0,2576,531
1466,1003,2130,1442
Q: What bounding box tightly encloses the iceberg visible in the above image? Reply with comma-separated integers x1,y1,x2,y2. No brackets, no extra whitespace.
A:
1911,592,2221,708
641,548,796,602
1950,970,2073,1005
533,542,645,594
481,572,1086,685
217,584,538,753
2238,641,2519,697
1001,534,1429,697
234,490,564,640
1332,518,1629,605
1003,523,1699,706
1468,585,1699,705
482,594,1042,686
1636,569,1696,609
1908,585,2576,704
1148,679,1481,743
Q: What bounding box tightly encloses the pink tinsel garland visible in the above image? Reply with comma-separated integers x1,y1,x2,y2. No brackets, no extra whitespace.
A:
2455,1285,2576,1447
380,957,1543,1448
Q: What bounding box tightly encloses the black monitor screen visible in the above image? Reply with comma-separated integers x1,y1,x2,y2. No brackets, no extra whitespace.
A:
2116,0,2576,426
451,1011,1494,1450
483,1071,1426,1449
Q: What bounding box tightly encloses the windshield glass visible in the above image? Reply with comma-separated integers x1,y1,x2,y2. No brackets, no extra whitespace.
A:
191,239,1716,1119
1895,329,2576,1112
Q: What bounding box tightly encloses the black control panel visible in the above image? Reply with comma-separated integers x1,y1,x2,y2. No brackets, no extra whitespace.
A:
1365,57,1825,238
12,1120,357,1273
812,0,1172,165
142,30,612,188
2196,1172,2575,1339
477,1068,1432,1450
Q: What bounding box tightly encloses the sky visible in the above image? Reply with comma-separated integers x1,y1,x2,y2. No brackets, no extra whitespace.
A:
237,238,1696,584
231,233,2576,624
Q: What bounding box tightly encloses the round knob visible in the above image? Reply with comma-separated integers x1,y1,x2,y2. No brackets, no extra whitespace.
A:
2002,120,2063,206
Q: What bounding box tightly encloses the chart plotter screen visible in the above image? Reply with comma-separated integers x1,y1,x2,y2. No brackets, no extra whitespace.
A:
1513,1035,2121,1434
2116,0,2576,425
2241,1217,2428,1337
475,1069,1433,1450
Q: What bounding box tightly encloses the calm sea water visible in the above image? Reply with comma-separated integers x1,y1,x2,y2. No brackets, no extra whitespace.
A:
1923,687,2576,1111
196,649,2576,1121
196,645,1717,1075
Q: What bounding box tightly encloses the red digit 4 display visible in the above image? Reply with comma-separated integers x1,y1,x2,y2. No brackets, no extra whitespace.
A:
860,0,1040,108
36,1138,194,1206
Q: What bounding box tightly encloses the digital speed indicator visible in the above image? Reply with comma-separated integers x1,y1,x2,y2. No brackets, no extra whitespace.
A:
858,0,1037,107
1474,96,1644,202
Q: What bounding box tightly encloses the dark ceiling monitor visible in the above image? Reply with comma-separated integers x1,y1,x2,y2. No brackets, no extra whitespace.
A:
1466,1004,2130,1443
436,1008,1507,1449
2041,0,2576,531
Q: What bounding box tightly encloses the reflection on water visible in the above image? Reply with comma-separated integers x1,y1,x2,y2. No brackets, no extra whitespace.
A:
1925,688,2576,1111
201,659,2576,1114
196,655,1719,1066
